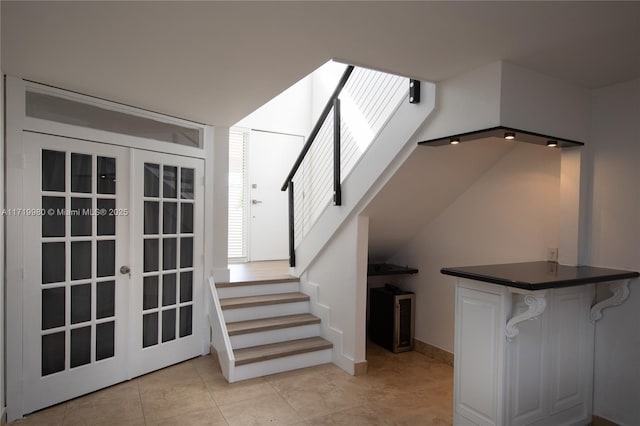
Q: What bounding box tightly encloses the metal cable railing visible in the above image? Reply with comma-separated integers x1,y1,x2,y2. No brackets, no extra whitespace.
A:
282,64,409,267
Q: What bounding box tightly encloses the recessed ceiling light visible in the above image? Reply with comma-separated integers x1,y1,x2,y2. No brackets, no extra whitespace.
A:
504,132,516,140
547,140,558,147
450,137,460,145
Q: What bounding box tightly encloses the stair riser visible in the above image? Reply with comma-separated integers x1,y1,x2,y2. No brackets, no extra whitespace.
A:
230,324,321,349
231,348,332,382
222,301,310,323
217,281,299,299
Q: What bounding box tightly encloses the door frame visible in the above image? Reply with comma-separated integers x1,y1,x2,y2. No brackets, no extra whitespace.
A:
4,77,217,421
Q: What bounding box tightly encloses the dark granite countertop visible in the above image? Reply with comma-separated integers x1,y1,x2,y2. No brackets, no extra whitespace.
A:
441,261,639,290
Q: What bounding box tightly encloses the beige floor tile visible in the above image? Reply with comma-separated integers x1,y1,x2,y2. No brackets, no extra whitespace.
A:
364,387,453,426
62,394,144,426
202,372,234,392
69,380,140,405
190,354,223,376
271,370,365,419
141,382,217,423
10,343,454,426
11,403,67,426
152,407,228,426
137,360,205,394
305,406,391,426
218,394,302,426
209,379,276,406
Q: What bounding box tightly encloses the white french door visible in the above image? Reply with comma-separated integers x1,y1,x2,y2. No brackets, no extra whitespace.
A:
128,150,204,377
20,131,204,414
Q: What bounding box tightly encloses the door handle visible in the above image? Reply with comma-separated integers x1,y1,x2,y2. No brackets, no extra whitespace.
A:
120,265,131,277
251,200,262,205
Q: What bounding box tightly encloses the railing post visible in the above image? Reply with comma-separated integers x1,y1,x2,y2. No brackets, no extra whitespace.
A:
333,98,342,206
288,181,296,267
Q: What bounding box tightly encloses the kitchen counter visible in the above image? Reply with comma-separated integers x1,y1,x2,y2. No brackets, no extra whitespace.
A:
441,261,639,290
443,261,638,425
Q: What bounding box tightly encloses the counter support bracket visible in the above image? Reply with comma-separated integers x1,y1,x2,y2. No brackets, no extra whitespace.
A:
506,292,547,341
590,279,631,323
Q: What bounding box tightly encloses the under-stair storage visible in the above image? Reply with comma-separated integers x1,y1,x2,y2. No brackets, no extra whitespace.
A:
210,277,333,382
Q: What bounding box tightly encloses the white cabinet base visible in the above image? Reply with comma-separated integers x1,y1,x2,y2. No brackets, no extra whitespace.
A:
454,279,595,426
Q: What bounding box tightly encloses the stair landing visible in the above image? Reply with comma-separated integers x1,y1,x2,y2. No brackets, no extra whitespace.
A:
228,260,291,283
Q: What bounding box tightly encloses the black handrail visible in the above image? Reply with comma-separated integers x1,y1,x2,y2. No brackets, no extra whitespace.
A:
333,97,342,206
281,65,354,191
281,65,354,267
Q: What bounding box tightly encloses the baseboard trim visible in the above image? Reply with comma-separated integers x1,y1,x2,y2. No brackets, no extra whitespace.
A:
591,415,620,426
354,361,368,376
414,338,454,367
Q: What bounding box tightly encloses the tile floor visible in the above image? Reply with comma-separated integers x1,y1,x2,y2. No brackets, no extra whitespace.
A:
10,343,453,426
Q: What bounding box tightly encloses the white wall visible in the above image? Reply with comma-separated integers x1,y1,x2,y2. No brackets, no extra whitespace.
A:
235,73,313,137
499,62,592,266
500,61,591,143
389,143,561,352
589,77,640,426
416,61,502,142
310,61,348,121
0,3,5,420
211,126,230,282
302,215,368,372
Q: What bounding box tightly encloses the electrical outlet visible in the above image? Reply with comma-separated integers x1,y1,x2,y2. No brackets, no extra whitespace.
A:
547,247,558,262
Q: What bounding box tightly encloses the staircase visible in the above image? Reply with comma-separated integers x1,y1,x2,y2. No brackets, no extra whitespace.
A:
213,277,333,382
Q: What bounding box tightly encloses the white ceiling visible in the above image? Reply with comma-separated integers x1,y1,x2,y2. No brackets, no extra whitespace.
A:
2,1,639,126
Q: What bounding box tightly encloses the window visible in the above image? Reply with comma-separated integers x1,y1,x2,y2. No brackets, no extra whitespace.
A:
228,129,248,260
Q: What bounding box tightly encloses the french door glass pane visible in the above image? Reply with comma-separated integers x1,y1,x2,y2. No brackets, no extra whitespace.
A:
180,238,193,268
144,163,160,197
180,203,193,233
144,239,159,272
97,157,116,194
42,196,65,237
42,287,65,330
144,201,159,235
42,150,65,192
97,281,115,319
180,168,194,199
96,322,115,360
42,332,65,376
180,271,193,303
71,241,92,280
71,284,92,324
71,153,92,193
162,274,177,306
42,242,65,284
71,198,92,236
163,202,177,234
163,238,177,270
143,276,159,310
163,166,177,198
162,309,176,342
143,313,159,348
97,199,116,236
179,306,193,337
97,240,115,277
71,327,92,368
